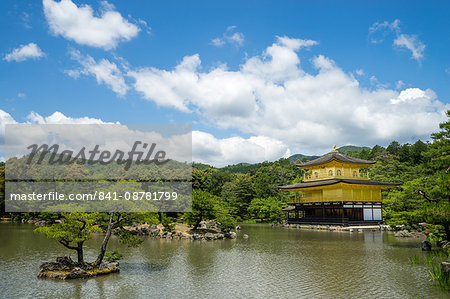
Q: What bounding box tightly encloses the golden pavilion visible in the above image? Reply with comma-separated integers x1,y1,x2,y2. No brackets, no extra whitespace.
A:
278,148,400,225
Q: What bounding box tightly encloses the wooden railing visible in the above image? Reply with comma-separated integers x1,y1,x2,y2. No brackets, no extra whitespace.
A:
288,217,349,225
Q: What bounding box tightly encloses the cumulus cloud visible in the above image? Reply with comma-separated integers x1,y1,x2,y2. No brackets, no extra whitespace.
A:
43,0,139,50
1,110,193,164
210,26,245,47
1,109,292,167
0,110,19,148
0,109,18,130
26,111,111,124
4,43,45,62
192,131,290,167
127,36,447,155
369,19,425,62
66,50,128,96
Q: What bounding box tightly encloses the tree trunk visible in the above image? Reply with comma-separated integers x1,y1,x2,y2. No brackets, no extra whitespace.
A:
95,212,115,266
445,223,450,242
77,242,84,264
193,214,203,230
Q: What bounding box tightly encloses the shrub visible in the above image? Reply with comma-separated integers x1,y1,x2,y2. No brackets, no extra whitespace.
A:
104,251,123,263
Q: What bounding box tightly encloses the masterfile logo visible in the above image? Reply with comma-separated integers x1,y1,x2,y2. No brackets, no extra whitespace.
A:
4,124,192,213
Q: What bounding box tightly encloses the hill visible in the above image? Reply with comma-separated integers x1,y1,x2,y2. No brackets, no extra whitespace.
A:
193,144,370,173
287,145,369,163
287,154,320,163
337,145,370,155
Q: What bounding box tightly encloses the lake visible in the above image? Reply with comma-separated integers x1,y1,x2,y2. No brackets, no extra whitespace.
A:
0,223,447,298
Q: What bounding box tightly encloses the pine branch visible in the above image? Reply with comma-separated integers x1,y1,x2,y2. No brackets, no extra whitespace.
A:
414,189,438,202
58,239,77,250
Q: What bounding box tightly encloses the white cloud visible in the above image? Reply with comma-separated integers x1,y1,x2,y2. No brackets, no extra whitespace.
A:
1,109,290,167
396,80,405,89
369,19,425,61
0,110,19,145
21,12,32,29
355,69,364,76
210,26,245,47
394,34,425,61
369,19,400,43
66,50,128,96
0,109,18,128
192,131,290,167
127,36,447,155
1,110,192,164
26,111,110,124
370,75,389,89
210,38,225,47
4,43,45,62
43,0,139,50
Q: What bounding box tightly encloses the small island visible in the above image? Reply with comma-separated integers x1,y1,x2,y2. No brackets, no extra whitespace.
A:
38,256,119,280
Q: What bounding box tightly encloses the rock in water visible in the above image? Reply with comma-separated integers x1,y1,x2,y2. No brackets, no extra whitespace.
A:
204,232,215,240
224,232,237,239
394,230,412,238
66,267,88,279
421,240,432,251
243,234,249,239
40,256,76,271
38,256,119,280
192,233,201,240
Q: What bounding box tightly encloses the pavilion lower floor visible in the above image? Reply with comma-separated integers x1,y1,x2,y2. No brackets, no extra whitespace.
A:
284,201,383,226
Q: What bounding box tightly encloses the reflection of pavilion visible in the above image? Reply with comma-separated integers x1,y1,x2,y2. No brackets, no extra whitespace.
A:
279,149,400,226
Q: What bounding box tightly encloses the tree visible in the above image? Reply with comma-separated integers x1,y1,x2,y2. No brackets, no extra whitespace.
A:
253,159,302,199
35,212,100,263
386,141,401,157
410,140,428,165
94,212,152,266
204,169,233,196
399,143,411,163
248,197,285,222
221,173,255,218
368,145,386,160
192,168,209,189
95,212,125,266
35,211,147,265
383,112,450,240
185,189,217,230
425,110,450,173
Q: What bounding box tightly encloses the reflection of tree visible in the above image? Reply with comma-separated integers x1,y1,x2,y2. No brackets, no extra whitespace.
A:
185,241,218,277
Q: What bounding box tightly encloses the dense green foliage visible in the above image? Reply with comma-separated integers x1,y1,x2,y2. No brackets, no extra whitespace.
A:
34,212,100,263
349,111,450,241
192,158,303,222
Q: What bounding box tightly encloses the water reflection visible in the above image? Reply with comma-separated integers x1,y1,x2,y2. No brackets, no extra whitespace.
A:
0,223,447,298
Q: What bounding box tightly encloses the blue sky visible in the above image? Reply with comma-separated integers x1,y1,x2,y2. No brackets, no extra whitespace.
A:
1,0,449,166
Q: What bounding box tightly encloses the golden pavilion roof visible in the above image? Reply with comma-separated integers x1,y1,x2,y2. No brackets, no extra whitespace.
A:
278,178,401,190
295,151,375,168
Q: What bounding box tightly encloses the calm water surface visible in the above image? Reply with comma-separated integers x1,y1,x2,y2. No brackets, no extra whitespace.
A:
0,223,447,298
